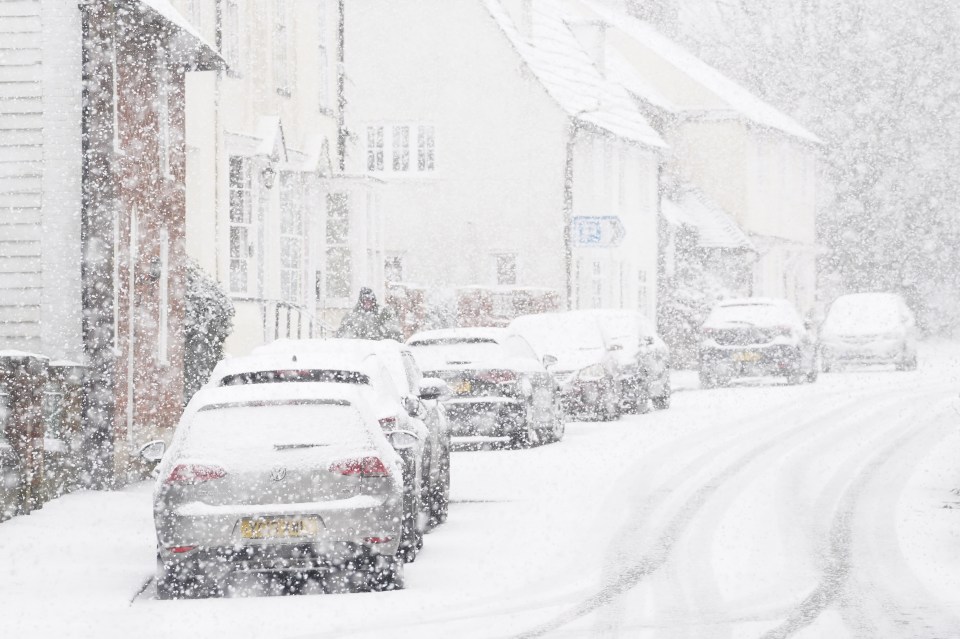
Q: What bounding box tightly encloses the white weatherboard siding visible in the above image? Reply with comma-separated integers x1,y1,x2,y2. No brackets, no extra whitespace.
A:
0,0,83,359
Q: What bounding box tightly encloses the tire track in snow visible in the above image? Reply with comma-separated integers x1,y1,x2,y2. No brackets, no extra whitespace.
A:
760,396,960,639
514,381,951,639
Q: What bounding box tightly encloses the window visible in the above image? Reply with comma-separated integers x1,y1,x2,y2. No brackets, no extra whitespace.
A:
280,174,303,303
393,126,410,172
592,261,603,308
223,0,240,75
274,0,291,95
229,156,255,293
496,254,517,286
417,125,435,171
366,127,384,172
638,269,648,312
385,255,404,283
365,124,435,173
324,192,351,300
158,227,169,365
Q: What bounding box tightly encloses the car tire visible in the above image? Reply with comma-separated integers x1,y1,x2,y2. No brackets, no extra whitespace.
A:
699,371,716,389
398,472,423,564
157,559,217,600
367,554,405,592
652,380,671,410
601,383,621,421
821,359,832,373
807,366,819,383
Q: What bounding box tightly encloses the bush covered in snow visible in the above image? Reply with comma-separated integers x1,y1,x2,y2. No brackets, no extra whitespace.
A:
183,260,234,403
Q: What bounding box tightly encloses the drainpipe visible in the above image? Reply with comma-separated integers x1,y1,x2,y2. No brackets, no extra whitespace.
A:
336,0,346,172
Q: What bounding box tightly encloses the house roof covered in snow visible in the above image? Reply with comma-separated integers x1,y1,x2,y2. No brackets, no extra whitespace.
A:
579,0,820,144
484,0,665,148
663,189,754,251
135,0,225,70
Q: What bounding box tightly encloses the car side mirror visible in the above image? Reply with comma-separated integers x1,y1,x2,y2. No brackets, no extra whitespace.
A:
386,430,421,450
643,336,655,346
418,378,450,401
803,318,815,331
138,440,166,465
542,354,558,368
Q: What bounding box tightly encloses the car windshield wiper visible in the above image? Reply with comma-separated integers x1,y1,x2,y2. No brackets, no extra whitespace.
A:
273,443,329,451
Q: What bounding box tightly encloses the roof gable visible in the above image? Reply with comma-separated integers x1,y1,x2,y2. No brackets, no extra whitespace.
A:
484,0,664,148
580,0,820,144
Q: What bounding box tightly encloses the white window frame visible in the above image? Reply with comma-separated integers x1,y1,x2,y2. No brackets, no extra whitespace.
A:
365,123,436,174
495,253,518,286
279,174,304,304
321,191,352,304
229,156,257,295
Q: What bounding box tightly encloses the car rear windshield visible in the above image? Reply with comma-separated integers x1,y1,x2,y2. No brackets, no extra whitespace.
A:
706,304,792,328
185,402,371,458
824,296,902,332
408,339,503,369
219,369,370,386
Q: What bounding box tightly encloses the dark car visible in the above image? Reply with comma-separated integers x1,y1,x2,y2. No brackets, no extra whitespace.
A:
572,309,672,412
699,297,819,387
407,328,565,446
508,312,622,421
0,428,22,521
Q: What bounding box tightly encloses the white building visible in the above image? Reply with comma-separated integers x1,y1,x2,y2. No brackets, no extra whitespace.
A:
175,0,384,355
580,0,821,313
343,0,665,317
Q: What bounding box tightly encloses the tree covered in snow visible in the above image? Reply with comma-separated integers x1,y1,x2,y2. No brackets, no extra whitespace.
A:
637,0,960,333
183,260,234,403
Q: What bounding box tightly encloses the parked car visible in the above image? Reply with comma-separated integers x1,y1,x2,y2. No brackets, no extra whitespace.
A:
153,383,409,598
207,350,429,559
407,327,565,446
699,297,819,387
252,339,453,526
570,309,671,412
819,292,918,371
0,429,22,521
508,312,621,421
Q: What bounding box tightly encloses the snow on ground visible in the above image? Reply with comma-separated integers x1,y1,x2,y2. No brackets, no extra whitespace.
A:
1,343,959,638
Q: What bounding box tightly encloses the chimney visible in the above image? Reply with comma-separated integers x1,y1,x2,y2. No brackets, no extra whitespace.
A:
569,20,607,74
503,0,533,39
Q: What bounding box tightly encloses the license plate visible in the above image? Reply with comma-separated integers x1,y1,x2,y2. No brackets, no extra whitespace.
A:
734,351,761,363
239,516,321,540
455,380,472,394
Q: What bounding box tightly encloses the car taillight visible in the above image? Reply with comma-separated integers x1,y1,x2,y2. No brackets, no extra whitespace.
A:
330,456,390,477
169,545,197,554
165,463,227,485
476,369,517,384
378,416,397,430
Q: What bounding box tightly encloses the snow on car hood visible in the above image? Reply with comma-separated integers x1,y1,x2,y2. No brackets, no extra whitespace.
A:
549,349,606,374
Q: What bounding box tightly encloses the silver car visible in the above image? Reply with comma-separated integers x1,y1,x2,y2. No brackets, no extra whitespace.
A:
153,383,408,598
819,292,919,371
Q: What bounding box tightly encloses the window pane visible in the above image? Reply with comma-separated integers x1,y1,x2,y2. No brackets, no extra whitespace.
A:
497,254,517,285
393,125,409,171
367,127,383,171
326,247,352,298
326,192,350,244
418,125,434,171
230,227,247,258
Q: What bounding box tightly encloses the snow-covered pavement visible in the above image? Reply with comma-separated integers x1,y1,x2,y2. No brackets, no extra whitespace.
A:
2,344,959,638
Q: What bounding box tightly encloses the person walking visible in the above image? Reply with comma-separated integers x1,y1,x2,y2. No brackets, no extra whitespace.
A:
335,287,402,340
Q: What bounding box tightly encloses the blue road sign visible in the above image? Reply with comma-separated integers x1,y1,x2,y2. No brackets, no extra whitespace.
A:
571,216,626,248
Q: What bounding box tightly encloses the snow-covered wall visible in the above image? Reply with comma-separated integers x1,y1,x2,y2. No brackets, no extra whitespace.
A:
0,0,83,359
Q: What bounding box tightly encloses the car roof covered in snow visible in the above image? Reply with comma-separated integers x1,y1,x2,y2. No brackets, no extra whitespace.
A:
407,328,508,344
254,338,412,359
189,380,373,411
207,351,375,387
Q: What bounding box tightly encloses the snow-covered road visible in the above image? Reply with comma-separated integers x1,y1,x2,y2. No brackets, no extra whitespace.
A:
2,344,959,638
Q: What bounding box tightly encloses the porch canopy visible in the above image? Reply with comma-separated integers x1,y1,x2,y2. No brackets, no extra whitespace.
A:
662,189,754,251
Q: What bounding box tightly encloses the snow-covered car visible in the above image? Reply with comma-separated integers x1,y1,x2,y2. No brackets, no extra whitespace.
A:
406,328,565,446
207,350,428,559
699,297,819,387
153,383,408,598
508,312,622,421
252,338,453,526
570,309,672,413
0,428,22,521
819,292,918,371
